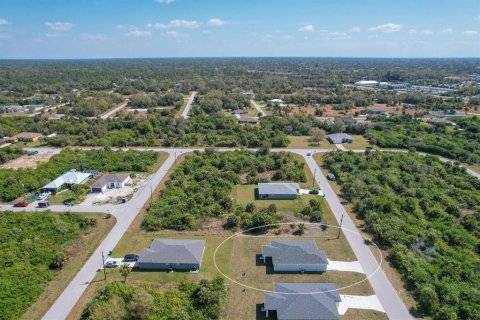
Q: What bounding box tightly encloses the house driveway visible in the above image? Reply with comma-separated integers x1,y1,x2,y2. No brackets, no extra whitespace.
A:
338,294,385,315
327,259,364,273
299,189,325,196
101,257,136,269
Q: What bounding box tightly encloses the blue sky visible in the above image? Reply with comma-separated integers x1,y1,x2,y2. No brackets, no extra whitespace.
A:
0,0,479,58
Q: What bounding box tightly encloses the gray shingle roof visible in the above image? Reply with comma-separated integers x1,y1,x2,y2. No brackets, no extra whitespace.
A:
327,133,352,144
258,183,300,196
91,173,130,188
138,239,205,265
265,283,341,320
262,240,328,265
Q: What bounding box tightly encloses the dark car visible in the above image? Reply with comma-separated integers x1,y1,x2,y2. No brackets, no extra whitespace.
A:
123,254,139,262
13,201,29,207
309,189,320,195
38,201,50,208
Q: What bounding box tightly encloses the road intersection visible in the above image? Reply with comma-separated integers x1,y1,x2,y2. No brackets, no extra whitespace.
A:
2,146,476,319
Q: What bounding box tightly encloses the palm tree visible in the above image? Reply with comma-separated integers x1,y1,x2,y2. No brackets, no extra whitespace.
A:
119,264,132,283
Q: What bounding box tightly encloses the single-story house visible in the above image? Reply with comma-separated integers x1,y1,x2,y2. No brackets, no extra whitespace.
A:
341,116,357,125
8,132,43,142
270,98,284,105
239,116,259,124
258,182,300,200
136,239,206,271
327,133,353,144
261,240,328,272
367,109,389,117
232,109,248,115
264,283,341,320
90,173,131,193
427,118,456,126
241,91,256,99
41,170,92,194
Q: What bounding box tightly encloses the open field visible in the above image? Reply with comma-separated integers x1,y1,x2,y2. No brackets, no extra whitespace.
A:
23,213,116,320
0,148,59,169
287,135,334,149
342,135,374,150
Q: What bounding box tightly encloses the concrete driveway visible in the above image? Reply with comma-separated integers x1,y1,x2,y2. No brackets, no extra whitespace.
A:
338,295,385,315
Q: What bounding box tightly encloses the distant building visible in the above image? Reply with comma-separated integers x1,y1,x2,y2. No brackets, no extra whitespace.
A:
367,109,389,117
427,119,456,126
263,283,341,320
354,80,378,87
429,110,467,118
90,174,132,193
258,182,300,200
136,239,206,271
340,116,357,125
41,170,92,194
241,91,256,99
8,132,43,142
239,116,259,124
327,133,353,144
232,109,248,115
269,98,285,105
261,240,329,272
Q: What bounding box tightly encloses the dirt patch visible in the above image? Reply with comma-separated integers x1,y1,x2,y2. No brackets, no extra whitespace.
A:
1,149,60,169
288,104,428,117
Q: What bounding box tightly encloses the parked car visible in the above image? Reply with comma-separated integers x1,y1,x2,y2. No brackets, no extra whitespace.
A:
13,201,29,207
104,261,119,268
306,152,312,156
38,192,51,200
38,201,50,208
327,173,336,181
63,200,74,206
123,254,139,262
309,189,320,195
27,150,38,156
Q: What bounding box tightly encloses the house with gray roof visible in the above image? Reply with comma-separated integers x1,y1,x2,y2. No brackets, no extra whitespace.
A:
327,133,353,144
264,283,341,320
136,239,206,271
258,183,300,200
261,240,328,272
90,173,131,193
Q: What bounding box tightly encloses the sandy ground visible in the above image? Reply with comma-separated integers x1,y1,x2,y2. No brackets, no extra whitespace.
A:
81,175,147,206
1,148,61,169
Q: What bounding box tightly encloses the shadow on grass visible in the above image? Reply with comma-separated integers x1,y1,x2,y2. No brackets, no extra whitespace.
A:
256,303,271,320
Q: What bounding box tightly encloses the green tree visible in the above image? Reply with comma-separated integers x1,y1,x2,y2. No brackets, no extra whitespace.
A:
119,265,131,283
127,288,153,320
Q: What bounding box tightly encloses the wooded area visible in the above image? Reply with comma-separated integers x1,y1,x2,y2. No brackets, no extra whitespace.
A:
81,277,226,320
322,151,480,319
0,212,98,320
142,150,307,231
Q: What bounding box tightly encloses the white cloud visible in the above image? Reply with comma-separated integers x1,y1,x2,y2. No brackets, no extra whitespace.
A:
45,21,74,31
368,23,402,33
441,28,453,34
330,31,348,37
408,29,417,34
202,30,213,34
80,33,107,41
299,24,314,32
420,29,434,35
125,26,151,37
349,26,361,33
164,30,186,37
0,18,10,26
169,19,199,28
368,34,379,39
282,34,295,40
208,18,227,26
155,0,175,3
462,30,479,35
148,19,200,29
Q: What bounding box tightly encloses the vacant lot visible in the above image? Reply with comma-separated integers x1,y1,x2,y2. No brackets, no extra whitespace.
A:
287,135,335,149
342,135,374,150
1,148,60,170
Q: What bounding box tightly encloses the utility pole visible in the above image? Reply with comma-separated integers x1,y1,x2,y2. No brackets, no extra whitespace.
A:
337,213,344,239
312,168,317,187
101,251,107,280
174,152,177,165
150,185,153,206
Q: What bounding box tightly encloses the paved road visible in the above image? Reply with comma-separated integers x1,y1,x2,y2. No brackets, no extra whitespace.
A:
11,146,475,319
295,149,413,320
100,101,128,120
181,91,197,119
250,99,266,117
42,151,179,320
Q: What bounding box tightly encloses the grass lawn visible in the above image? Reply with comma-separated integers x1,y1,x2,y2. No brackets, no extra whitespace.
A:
343,135,374,150
287,135,334,149
22,213,116,320
48,189,88,205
